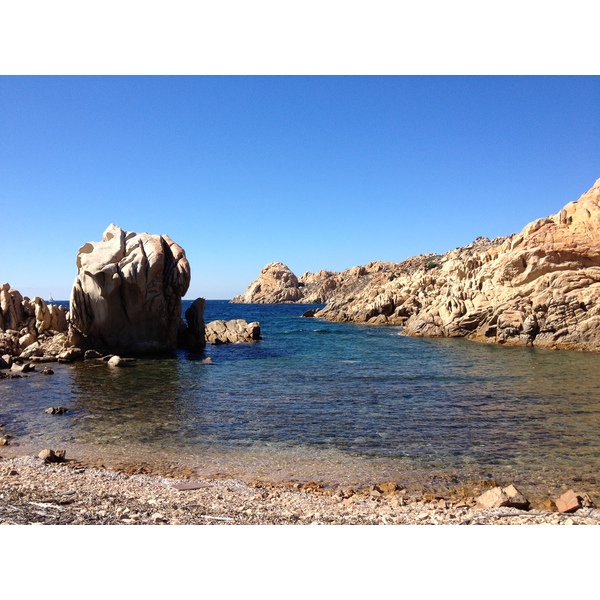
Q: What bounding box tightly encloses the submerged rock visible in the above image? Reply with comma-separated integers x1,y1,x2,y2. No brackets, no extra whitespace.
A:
69,224,191,354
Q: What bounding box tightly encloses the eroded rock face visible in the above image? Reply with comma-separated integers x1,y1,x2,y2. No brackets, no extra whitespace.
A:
0,284,69,359
69,224,191,354
231,262,304,303
313,179,600,351
238,179,600,352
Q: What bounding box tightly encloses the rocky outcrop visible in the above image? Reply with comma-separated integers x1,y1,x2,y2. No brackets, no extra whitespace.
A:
231,261,398,305
237,179,600,352
231,262,304,303
0,284,69,362
313,179,600,351
180,297,206,351
69,224,191,354
204,319,261,345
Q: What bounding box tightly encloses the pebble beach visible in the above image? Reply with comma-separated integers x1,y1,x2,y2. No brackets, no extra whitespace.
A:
1,455,598,526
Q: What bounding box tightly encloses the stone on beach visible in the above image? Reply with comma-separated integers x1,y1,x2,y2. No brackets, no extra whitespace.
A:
555,489,581,513
38,448,66,463
475,485,530,510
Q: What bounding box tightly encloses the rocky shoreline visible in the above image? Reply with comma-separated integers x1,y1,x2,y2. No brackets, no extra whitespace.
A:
1,455,597,525
234,179,600,352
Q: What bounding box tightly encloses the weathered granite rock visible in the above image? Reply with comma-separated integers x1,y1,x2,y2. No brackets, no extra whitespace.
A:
475,485,530,510
204,319,261,344
0,285,70,360
0,284,25,331
69,224,191,354
297,179,600,352
555,489,581,513
231,262,304,303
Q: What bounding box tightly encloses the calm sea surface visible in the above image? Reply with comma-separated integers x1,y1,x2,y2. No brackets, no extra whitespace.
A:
2,300,600,497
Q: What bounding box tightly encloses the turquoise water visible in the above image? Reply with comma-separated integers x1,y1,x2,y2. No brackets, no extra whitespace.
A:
1,300,599,496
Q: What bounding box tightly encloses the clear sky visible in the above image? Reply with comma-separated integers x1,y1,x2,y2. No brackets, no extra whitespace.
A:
1,75,599,300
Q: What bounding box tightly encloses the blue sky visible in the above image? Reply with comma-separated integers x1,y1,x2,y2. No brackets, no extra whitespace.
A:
1,76,599,300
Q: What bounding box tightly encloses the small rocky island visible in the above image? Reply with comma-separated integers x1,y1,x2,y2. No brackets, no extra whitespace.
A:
233,178,600,352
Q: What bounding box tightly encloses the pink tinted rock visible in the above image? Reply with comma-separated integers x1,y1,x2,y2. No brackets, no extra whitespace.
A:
475,487,509,509
555,490,581,513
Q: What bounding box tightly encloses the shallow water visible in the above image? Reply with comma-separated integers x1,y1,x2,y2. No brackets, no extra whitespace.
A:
2,301,599,497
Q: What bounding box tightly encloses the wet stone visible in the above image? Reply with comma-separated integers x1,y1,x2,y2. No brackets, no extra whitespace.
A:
45,406,68,415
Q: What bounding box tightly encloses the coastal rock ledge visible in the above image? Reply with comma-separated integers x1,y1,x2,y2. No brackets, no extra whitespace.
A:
234,178,600,352
69,224,191,354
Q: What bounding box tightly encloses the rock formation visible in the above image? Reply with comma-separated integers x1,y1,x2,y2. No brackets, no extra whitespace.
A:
180,297,206,351
0,284,69,362
204,319,261,345
236,179,600,352
69,224,191,354
231,262,304,303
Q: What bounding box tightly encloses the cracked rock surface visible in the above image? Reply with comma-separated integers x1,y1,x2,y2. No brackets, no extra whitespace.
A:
69,224,191,354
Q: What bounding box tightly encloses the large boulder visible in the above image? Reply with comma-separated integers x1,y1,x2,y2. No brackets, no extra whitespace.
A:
69,224,191,354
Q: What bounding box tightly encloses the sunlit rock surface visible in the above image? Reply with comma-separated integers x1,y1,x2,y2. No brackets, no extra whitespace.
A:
69,224,191,354
236,179,600,352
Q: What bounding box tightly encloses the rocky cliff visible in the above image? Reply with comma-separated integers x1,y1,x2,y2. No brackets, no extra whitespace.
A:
234,178,600,351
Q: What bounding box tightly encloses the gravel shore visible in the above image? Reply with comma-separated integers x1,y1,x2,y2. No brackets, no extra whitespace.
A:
1,455,598,525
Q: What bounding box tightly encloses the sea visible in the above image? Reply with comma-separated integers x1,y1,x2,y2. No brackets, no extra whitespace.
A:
2,299,600,498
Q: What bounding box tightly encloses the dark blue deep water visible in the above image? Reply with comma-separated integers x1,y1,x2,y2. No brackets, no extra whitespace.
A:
2,300,600,496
